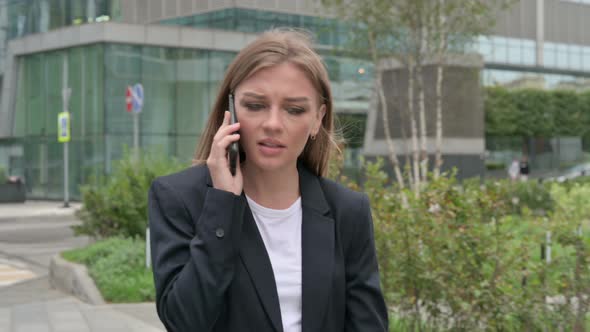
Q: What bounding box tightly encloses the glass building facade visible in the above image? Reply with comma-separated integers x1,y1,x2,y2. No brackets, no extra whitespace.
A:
474,35,590,72
5,0,121,39
12,43,236,198
159,8,351,47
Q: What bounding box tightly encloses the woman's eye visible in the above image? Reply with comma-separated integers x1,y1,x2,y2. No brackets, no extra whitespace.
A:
286,107,305,115
245,103,265,111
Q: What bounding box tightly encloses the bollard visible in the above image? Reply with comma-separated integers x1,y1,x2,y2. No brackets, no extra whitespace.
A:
146,228,151,269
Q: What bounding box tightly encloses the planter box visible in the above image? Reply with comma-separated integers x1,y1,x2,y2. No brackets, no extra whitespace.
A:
0,182,26,203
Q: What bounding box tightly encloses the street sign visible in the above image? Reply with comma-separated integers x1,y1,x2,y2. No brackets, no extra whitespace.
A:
62,88,71,107
58,112,70,143
131,83,144,113
126,86,133,112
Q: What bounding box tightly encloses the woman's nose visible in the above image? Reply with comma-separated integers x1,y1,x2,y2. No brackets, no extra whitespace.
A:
262,107,283,132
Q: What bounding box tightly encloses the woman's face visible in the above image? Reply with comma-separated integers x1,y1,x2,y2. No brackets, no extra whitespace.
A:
234,62,326,173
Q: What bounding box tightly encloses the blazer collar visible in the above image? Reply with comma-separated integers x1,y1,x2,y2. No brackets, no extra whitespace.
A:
297,161,330,215
204,161,330,216
206,163,335,332
298,163,335,332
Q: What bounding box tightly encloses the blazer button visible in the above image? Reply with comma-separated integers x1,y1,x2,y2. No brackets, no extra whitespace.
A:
215,228,225,238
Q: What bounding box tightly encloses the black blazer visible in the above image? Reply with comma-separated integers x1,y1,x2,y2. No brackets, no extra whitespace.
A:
148,163,388,332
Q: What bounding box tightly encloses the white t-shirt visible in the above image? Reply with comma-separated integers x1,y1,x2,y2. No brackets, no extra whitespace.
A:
246,194,302,332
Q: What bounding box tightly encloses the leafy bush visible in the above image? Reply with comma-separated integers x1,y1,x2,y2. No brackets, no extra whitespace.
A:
349,158,589,331
74,149,185,239
463,178,554,217
62,237,154,302
563,175,590,188
547,184,590,331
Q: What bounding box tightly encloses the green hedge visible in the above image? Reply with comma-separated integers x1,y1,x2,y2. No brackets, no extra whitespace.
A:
485,87,590,139
74,149,185,239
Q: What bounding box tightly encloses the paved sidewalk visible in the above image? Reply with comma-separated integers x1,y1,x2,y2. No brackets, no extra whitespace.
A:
0,276,165,332
0,201,166,332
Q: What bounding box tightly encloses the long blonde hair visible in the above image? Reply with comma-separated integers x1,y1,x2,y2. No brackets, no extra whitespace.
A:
193,29,339,177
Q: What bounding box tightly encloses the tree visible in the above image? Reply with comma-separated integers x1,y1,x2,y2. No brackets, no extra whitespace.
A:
430,1,514,177
322,0,407,189
322,0,515,193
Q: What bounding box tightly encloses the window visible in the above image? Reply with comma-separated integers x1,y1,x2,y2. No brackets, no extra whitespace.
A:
583,49,590,71
6,0,120,39
492,37,508,63
569,45,583,70
544,43,557,67
507,39,523,65
476,36,493,61
556,44,568,68
522,39,536,66
157,9,344,46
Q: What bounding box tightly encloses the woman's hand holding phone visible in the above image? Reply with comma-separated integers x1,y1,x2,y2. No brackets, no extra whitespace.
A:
206,111,243,196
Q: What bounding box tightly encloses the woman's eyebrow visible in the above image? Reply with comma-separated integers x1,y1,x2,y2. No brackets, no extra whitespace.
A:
242,92,266,99
241,93,310,104
284,97,310,103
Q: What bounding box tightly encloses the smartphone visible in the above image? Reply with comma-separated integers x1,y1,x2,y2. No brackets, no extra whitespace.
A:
228,93,239,176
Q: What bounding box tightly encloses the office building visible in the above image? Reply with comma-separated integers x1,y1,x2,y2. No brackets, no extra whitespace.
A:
0,0,588,198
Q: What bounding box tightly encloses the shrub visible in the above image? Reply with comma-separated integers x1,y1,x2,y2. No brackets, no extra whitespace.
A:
354,158,588,331
74,149,185,239
563,175,590,188
0,166,6,183
546,184,590,331
464,179,554,217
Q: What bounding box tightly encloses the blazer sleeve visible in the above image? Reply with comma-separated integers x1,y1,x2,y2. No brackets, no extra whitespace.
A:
148,178,246,332
344,193,389,332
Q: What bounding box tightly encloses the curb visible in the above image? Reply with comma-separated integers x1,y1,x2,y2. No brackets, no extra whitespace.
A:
49,254,106,305
0,201,82,223
0,209,81,223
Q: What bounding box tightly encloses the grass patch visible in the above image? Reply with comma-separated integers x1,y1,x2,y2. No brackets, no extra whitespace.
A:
62,237,155,303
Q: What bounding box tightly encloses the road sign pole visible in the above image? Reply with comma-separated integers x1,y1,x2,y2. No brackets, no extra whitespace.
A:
64,140,69,207
133,111,139,162
62,56,70,208
129,83,143,163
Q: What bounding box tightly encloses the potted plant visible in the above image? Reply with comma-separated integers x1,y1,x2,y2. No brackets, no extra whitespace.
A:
0,166,26,203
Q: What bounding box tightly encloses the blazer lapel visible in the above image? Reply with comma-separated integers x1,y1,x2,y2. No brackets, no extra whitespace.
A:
239,205,284,332
299,164,335,332
206,170,283,332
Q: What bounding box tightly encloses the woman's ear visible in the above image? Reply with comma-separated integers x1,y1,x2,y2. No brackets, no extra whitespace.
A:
314,104,327,134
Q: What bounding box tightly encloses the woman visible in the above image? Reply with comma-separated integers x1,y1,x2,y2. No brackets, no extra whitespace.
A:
148,29,388,332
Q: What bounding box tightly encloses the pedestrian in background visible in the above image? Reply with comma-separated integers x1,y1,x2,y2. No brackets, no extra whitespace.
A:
148,29,388,332
508,158,520,181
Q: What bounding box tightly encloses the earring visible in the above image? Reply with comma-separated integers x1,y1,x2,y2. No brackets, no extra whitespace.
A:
311,134,316,141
